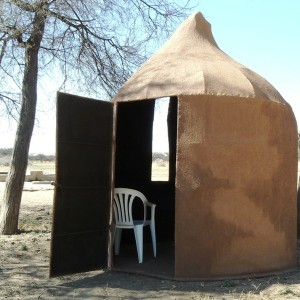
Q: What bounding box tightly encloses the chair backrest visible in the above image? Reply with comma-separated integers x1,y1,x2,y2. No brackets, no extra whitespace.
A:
114,188,147,226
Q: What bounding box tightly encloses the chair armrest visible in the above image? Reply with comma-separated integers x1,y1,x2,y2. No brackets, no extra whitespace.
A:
145,201,156,221
145,201,156,208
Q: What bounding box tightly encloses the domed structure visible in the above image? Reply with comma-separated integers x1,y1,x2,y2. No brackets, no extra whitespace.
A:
113,12,298,279
114,12,286,103
50,12,297,280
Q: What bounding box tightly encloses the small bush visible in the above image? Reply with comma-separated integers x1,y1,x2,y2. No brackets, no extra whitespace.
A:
152,152,169,162
28,154,55,162
0,148,13,157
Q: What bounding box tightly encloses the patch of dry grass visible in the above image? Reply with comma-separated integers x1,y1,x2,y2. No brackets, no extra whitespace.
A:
1,169,300,298
0,160,55,174
1,158,300,299
0,160,170,179
152,161,169,181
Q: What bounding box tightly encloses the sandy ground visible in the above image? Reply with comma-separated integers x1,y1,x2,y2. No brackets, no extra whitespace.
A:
1,182,300,299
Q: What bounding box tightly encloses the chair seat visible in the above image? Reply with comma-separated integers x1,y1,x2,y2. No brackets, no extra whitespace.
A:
114,188,156,263
133,220,151,226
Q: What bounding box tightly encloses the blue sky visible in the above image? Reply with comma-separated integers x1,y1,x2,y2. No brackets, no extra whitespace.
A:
0,0,299,154
198,0,300,110
153,0,300,152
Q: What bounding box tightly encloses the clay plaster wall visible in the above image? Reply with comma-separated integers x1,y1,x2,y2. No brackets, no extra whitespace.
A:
175,95,298,279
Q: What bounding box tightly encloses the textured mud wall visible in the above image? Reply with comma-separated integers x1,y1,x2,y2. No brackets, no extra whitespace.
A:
175,95,298,279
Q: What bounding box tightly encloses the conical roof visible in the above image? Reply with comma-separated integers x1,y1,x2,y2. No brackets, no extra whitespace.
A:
113,12,285,103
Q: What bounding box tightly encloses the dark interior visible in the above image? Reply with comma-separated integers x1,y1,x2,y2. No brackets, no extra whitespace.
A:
114,97,178,276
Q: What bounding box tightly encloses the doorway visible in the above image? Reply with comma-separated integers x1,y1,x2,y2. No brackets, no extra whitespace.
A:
113,97,178,278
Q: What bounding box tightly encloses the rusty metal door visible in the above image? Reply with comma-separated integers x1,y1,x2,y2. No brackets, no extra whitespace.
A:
50,92,113,277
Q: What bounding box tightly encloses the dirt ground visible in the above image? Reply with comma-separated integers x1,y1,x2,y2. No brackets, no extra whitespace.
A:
1,182,300,299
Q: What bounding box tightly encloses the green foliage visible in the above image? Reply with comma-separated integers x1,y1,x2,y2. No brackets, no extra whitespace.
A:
221,279,237,288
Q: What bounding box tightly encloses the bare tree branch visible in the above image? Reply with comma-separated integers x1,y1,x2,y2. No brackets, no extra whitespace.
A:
0,40,7,64
0,0,192,234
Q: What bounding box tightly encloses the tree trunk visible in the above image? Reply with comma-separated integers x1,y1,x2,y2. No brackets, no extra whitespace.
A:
298,176,300,239
0,4,47,234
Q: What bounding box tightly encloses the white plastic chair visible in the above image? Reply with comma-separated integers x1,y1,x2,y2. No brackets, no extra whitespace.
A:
113,188,156,263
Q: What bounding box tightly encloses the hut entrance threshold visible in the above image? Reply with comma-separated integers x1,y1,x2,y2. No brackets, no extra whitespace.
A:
112,241,175,279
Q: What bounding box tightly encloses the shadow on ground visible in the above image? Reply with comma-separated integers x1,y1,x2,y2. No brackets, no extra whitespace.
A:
1,202,300,299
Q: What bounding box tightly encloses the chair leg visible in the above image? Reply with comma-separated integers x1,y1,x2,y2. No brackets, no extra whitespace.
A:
150,221,156,257
133,225,143,263
114,228,122,255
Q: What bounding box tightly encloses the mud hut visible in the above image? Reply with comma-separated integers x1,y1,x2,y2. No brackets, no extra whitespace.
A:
50,12,297,280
